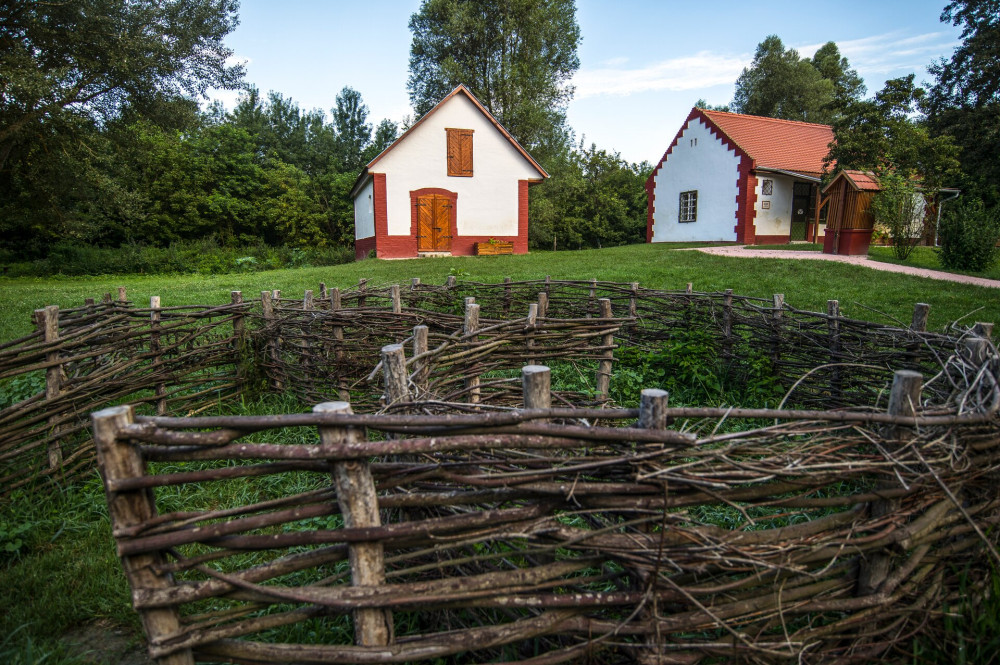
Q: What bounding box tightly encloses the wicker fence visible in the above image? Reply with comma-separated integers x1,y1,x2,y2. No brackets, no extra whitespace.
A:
92,345,1000,663
0,290,247,494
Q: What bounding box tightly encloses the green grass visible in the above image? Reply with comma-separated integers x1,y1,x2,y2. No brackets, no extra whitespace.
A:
1,243,998,341
867,245,1000,281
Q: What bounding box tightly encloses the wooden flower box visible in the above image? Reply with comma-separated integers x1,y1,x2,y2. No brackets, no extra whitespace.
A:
474,241,514,256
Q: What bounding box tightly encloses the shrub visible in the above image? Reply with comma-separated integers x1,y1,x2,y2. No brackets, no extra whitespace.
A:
869,172,926,261
937,197,1000,272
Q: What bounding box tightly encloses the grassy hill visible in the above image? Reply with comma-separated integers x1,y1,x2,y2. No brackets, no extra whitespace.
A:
1,244,997,340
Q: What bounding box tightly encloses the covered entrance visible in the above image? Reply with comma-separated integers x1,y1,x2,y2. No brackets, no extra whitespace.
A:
790,182,815,241
415,193,454,253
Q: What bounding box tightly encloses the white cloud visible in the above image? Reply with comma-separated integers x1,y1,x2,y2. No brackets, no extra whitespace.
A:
573,51,746,98
796,31,959,76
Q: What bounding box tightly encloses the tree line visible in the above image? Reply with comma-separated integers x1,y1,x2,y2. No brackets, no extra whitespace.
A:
1,0,995,267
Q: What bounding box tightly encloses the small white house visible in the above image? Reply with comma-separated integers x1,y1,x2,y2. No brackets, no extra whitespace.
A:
646,109,834,245
351,84,548,259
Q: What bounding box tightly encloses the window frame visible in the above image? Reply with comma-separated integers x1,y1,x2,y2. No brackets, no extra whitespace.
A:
679,190,698,223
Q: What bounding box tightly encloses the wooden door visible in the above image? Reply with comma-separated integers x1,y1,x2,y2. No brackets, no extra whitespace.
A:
790,182,813,241
416,195,452,252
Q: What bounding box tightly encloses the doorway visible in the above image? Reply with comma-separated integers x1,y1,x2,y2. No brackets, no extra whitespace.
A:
790,182,813,241
415,194,453,252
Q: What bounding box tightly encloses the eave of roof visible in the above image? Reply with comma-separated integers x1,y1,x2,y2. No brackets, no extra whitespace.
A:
700,109,833,176
362,84,549,180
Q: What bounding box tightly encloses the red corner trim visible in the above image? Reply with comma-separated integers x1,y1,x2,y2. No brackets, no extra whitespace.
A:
372,173,389,258
516,180,530,253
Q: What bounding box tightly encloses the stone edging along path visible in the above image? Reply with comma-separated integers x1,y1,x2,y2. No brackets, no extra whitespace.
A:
689,245,1000,290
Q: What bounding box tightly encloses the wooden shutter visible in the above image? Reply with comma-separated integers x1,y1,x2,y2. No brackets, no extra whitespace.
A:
446,128,473,177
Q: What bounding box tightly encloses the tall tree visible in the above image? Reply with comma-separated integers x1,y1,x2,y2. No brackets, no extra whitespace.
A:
407,0,581,153
927,0,1000,203
332,86,372,173
826,76,960,191
0,0,243,171
731,36,864,124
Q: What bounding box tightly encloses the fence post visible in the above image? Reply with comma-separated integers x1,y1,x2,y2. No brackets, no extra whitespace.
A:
857,369,922,596
117,286,128,305
319,283,327,300
303,289,314,310
536,292,548,320
357,279,368,307
685,282,693,295
964,337,989,367
330,288,348,401
503,277,513,317
629,282,639,321
412,325,429,398
596,298,614,402
446,275,456,289
314,401,392,647
231,291,244,340
526,303,539,365
827,300,842,404
771,293,784,368
381,344,410,407
972,322,994,340
464,300,481,404
391,284,401,314
588,278,597,318
36,305,63,470
722,289,734,364
84,297,95,307
150,297,168,416
522,365,551,411
92,405,194,665
261,290,283,391
910,303,930,332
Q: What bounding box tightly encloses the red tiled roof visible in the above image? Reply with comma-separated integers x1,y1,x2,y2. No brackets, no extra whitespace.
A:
701,110,833,177
843,170,880,191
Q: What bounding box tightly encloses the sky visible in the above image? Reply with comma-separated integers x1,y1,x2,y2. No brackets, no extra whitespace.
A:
214,0,964,165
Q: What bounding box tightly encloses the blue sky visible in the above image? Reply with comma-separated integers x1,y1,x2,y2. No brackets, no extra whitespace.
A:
215,0,963,164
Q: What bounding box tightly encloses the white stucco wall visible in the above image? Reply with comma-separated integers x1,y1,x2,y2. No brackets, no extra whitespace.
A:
373,93,542,237
651,117,741,242
353,178,375,240
753,175,793,236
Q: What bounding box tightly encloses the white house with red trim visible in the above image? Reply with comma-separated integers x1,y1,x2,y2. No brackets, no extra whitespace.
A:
352,84,549,260
646,109,834,245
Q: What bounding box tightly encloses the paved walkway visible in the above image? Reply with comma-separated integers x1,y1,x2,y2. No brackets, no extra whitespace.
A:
689,245,1000,289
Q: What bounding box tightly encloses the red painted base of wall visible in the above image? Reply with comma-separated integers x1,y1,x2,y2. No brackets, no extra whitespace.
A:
375,235,526,259
823,228,873,255
753,235,791,245
355,236,376,260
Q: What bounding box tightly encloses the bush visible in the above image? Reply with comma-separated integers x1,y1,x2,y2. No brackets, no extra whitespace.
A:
870,172,926,261
937,198,1000,272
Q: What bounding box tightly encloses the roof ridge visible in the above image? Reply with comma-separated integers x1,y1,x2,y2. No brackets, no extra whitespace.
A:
701,109,832,130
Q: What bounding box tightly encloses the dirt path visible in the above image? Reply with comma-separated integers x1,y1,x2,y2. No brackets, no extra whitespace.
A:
689,245,1000,289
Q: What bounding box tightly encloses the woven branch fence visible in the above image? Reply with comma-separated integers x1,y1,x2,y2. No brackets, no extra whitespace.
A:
2,277,994,497
93,342,1000,664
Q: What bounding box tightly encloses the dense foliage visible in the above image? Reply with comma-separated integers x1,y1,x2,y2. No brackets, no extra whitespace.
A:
731,36,864,123
869,171,926,261
937,197,1000,271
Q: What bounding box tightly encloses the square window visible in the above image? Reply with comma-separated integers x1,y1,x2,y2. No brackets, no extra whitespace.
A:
679,190,697,223
762,179,773,196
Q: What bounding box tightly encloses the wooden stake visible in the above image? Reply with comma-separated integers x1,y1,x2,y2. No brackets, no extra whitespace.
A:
910,303,930,332
391,285,401,314
446,275,456,288
964,337,989,367
37,305,63,470
314,401,392,647
827,300,842,404
639,388,669,431
84,297,95,306
537,292,548,320
231,291,244,340
330,287,341,311
526,303,538,364
303,290,314,310
771,293,784,367
857,369,922,596
597,298,614,401
522,365,551,411
261,291,282,391
319,283,327,300
91,405,194,665
722,289,734,363
972,322,993,340
381,344,410,407
357,279,367,307
331,288,347,401
465,302,481,404
503,277,512,317
412,325,429,397
150,297,167,416
629,283,639,320
117,286,127,304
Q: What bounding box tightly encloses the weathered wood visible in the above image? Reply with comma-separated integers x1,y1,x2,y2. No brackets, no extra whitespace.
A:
91,405,193,665
911,303,930,332
150,297,167,417
445,275,456,288
303,290,314,310
474,240,513,255
771,293,785,367
38,305,63,469
330,286,341,310
410,277,420,291
357,279,367,307
117,286,127,303
464,302,481,404
319,283,327,300
230,291,244,340
261,291,282,391
537,292,548,320
314,401,391,647
685,282,693,294
412,325,429,397
381,344,410,406
722,288,734,363
391,285,401,314
503,277,512,316
964,337,989,366
596,298,614,400
526,303,539,364
972,322,994,340
84,297,95,306
330,287,347,400
827,300,842,403
857,369,922,596
638,388,669,430
522,365,551,411
629,282,639,320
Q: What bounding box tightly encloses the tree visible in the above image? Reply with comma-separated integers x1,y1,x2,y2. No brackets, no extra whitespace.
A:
0,0,243,171
927,0,1000,203
332,87,373,173
869,171,925,260
362,120,399,164
731,36,835,122
407,0,581,153
695,99,731,112
825,76,960,192
810,42,866,113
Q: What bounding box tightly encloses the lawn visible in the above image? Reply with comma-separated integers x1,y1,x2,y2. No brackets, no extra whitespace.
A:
1,243,998,342
867,244,1000,281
